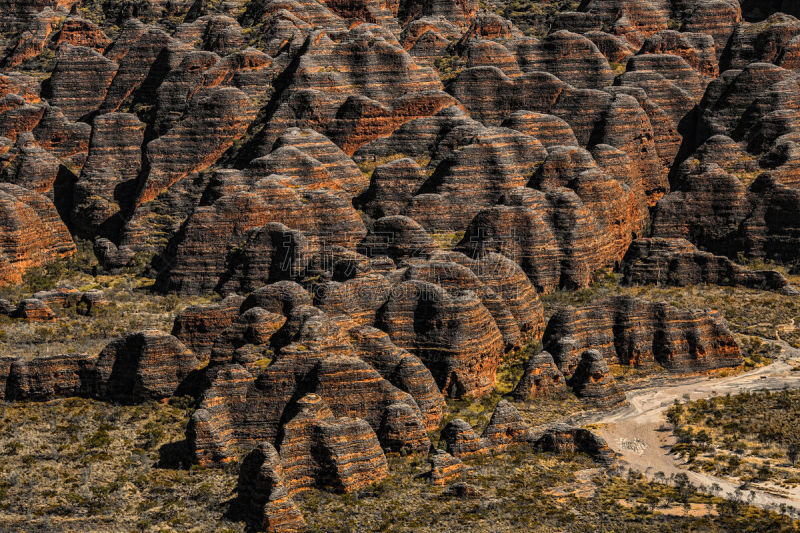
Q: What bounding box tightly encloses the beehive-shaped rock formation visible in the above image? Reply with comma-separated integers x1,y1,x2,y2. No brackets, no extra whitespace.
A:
512,351,568,401
535,423,615,465
236,442,306,533
622,238,796,293
94,330,202,402
543,296,743,374
0,183,75,286
440,418,488,460
568,349,627,408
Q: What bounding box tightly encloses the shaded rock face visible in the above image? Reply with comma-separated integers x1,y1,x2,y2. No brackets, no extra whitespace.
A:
440,418,488,460
161,203,541,396
139,87,257,206
277,394,389,495
622,238,796,293
172,295,246,358
481,400,535,451
94,330,202,403
154,171,367,295
427,449,467,485
568,349,626,408
4,354,95,401
536,424,615,466
186,292,445,466
71,112,145,237
455,182,644,293
652,126,800,263
543,296,743,375
0,183,75,286
248,24,448,155
236,443,306,533
512,351,567,401
45,44,118,121
12,297,56,320
377,280,503,398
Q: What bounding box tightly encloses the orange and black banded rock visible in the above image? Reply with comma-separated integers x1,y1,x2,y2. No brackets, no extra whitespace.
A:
173,14,246,56
568,349,626,408
651,162,800,263
31,286,80,309
278,394,389,494
154,173,365,294
501,111,579,148
357,215,436,263
622,238,797,294
0,183,75,286
150,49,222,136
5,354,95,401
45,44,118,121
431,250,545,339
251,24,446,154
310,415,390,493
139,87,257,205
267,127,369,197
236,442,306,533
208,306,285,365
481,400,535,451
377,279,504,397
427,449,467,485
77,289,108,316
447,70,668,199
100,19,171,114
312,272,390,327
456,186,622,292
726,14,800,70
378,402,431,454
94,330,202,403
585,30,635,64
3,7,59,69
535,423,615,466
187,364,257,464
402,127,548,232
573,0,669,47
11,297,56,320
307,354,427,444
459,38,521,77
30,105,91,172
621,53,710,126
348,326,445,432
440,418,489,460
355,158,429,219
515,30,614,89
511,351,567,401
0,133,62,195
543,296,743,375
72,112,145,237
697,62,793,146
639,30,718,77
398,258,523,349
240,281,313,317
188,303,433,464
217,222,317,295
172,295,247,357
54,15,111,52
530,145,649,258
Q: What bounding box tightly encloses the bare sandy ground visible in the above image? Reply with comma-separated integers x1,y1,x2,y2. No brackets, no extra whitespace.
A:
585,343,800,512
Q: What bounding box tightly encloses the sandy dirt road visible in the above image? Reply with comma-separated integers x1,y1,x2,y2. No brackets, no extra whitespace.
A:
584,343,800,511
